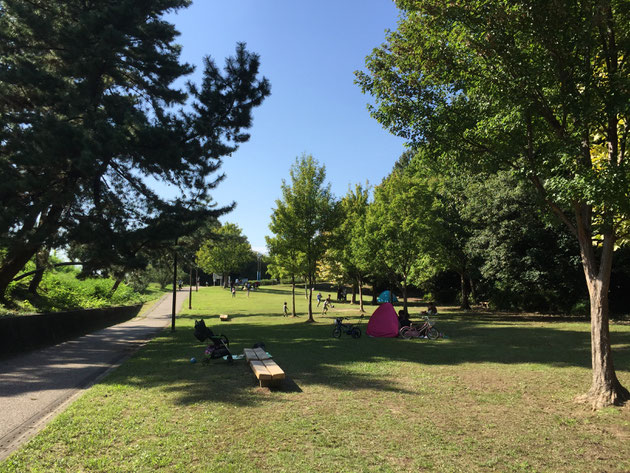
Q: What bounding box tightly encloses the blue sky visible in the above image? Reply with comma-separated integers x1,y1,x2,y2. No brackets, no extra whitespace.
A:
167,1,406,253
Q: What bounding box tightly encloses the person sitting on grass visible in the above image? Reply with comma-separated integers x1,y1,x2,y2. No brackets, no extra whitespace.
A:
398,309,411,328
424,302,438,316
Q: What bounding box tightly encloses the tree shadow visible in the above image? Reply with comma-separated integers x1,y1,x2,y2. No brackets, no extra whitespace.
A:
96,317,630,408
254,287,296,296
0,323,167,397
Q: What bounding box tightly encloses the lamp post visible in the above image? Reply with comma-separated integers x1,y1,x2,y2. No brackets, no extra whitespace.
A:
256,253,262,281
171,239,178,332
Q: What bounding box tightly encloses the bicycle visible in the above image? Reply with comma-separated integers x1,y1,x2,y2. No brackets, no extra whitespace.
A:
332,317,361,339
399,316,440,340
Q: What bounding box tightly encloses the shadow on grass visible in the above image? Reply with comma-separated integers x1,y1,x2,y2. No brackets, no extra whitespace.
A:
97,315,630,408
253,287,295,296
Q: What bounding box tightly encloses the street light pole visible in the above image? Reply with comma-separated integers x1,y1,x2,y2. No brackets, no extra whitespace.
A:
256,253,262,281
171,241,178,332
188,265,192,309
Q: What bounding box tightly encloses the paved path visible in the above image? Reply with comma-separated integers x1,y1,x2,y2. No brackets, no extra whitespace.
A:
0,289,188,461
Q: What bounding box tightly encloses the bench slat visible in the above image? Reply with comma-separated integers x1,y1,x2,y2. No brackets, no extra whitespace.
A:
243,348,258,362
253,347,270,360
249,360,272,380
262,360,285,380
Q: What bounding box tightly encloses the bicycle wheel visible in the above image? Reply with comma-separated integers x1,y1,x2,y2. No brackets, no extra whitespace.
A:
400,327,413,339
332,327,341,338
351,327,361,339
427,327,439,340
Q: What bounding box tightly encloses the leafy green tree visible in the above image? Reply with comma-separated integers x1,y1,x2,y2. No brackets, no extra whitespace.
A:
357,0,630,407
146,252,180,291
400,153,476,310
463,171,585,311
363,170,434,313
429,173,480,309
196,223,252,287
325,184,370,311
268,154,339,322
0,1,270,300
349,190,392,308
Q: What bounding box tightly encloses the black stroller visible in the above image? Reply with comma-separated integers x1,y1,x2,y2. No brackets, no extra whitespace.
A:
193,319,232,363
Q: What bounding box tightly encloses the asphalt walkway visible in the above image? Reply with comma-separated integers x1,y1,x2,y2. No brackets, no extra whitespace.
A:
0,289,188,461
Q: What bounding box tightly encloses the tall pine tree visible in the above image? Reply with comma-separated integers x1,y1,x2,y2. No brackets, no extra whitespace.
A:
0,0,270,299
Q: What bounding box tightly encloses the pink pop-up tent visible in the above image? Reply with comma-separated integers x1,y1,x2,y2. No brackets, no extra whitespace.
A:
366,302,400,337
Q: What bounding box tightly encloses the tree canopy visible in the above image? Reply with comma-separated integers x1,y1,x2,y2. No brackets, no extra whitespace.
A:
0,0,270,298
356,0,630,407
268,154,339,322
196,223,252,285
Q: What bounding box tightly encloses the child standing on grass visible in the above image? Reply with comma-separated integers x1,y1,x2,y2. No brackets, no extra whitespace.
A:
322,295,333,315
231,286,236,298
283,301,289,317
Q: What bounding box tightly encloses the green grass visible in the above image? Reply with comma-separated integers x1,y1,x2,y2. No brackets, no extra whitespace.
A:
2,285,630,472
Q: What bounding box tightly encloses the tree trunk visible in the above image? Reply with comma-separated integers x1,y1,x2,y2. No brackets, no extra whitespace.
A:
372,284,377,305
171,248,178,332
291,275,296,317
351,283,357,304
574,228,629,408
460,272,471,310
402,280,408,314
307,278,314,322
0,243,42,300
469,275,477,305
307,274,314,322
188,266,192,309
28,248,50,295
0,204,64,300
109,278,123,296
358,276,365,313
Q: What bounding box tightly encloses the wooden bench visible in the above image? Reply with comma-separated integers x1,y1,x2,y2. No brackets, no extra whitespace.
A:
244,348,285,387
219,314,229,321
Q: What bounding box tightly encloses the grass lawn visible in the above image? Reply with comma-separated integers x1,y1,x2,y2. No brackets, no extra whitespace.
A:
2,285,630,472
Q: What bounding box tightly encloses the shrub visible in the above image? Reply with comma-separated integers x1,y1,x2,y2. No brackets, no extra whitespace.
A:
6,266,154,314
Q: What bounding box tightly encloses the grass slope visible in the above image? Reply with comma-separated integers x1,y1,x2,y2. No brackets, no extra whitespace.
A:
2,285,629,472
